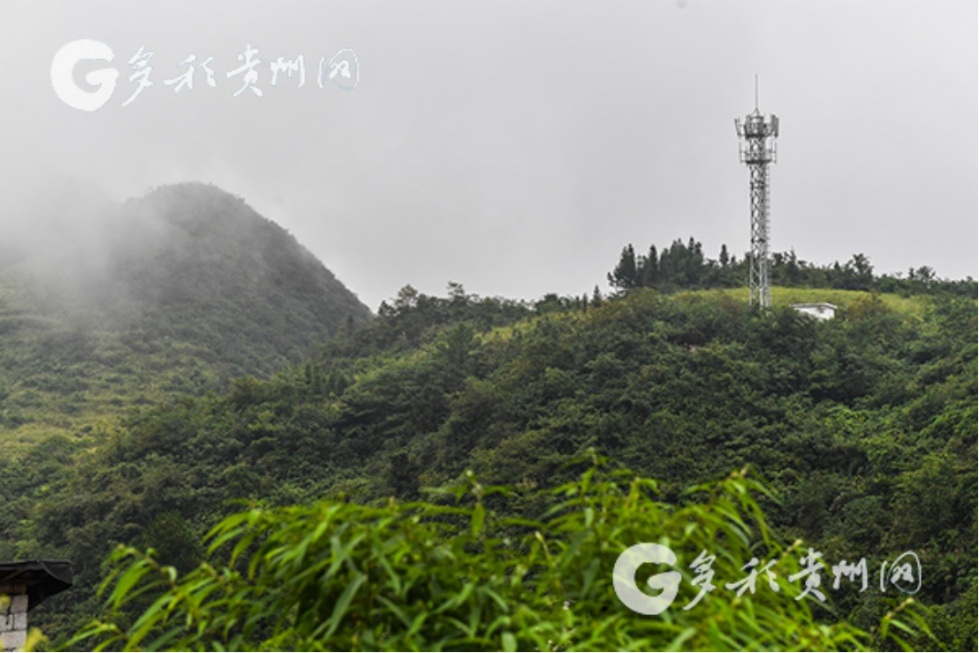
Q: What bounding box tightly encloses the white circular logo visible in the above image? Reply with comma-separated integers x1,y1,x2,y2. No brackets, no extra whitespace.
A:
51,39,119,111
613,543,682,615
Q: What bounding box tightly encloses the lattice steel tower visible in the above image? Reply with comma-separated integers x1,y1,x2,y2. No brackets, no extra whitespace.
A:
735,78,779,308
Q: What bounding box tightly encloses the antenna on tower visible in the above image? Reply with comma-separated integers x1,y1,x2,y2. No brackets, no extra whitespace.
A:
734,81,778,309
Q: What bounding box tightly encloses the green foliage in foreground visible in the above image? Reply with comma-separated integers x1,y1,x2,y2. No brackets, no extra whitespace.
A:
69,463,928,652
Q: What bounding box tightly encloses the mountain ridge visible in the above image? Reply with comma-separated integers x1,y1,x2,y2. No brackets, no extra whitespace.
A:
0,181,372,449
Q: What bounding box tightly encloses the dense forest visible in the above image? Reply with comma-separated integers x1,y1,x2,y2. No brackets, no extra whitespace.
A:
0,196,975,650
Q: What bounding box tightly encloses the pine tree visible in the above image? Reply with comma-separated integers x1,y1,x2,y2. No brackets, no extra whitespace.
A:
641,244,659,287
607,244,638,290
591,285,603,307
686,238,705,286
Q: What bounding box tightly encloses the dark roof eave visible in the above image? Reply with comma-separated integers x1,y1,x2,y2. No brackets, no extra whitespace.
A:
0,559,73,609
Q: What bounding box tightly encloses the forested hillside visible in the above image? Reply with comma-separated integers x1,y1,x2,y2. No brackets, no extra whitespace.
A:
0,183,371,452
6,277,974,649
1,195,975,649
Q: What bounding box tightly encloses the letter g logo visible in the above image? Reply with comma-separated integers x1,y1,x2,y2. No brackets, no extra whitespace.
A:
51,39,118,111
613,543,682,615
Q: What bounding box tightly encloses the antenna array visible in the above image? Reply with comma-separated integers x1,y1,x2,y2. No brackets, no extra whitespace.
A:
735,81,779,308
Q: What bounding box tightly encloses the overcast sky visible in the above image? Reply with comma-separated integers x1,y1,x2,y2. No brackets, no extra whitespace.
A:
1,1,975,310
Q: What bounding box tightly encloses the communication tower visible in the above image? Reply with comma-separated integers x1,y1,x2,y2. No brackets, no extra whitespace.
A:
735,77,779,308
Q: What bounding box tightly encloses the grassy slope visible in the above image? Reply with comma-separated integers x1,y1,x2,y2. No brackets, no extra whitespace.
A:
0,272,224,455
693,286,931,316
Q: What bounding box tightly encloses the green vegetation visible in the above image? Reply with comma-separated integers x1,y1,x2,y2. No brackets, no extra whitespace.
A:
0,200,974,650
608,238,976,298
5,283,971,650
71,462,928,651
0,183,371,452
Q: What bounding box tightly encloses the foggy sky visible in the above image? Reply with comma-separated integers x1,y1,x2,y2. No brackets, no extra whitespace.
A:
1,1,976,311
